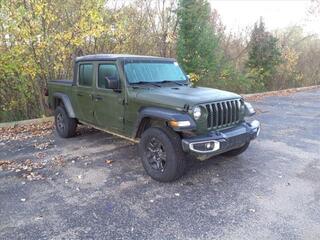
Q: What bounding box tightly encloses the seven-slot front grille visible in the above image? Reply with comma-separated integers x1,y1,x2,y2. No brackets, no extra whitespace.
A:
203,99,243,129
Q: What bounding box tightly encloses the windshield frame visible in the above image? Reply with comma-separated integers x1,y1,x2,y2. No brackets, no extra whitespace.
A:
123,59,189,86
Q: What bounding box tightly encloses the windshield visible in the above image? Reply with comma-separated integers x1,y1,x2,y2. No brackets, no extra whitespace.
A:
124,61,187,84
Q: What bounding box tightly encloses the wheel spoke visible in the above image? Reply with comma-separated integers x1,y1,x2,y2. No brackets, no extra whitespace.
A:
147,147,156,153
56,113,65,131
156,160,162,170
158,160,165,171
145,136,167,172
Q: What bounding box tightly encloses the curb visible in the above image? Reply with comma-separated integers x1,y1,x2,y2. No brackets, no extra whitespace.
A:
242,85,319,100
0,116,53,129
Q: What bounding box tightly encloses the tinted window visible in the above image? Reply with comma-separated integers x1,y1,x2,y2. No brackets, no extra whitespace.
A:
124,61,186,83
79,64,93,86
98,64,119,88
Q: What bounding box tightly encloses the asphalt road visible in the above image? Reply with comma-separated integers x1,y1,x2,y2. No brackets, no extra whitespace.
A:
1,88,319,240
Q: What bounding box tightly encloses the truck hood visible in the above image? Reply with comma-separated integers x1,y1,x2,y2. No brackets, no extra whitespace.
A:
132,86,241,108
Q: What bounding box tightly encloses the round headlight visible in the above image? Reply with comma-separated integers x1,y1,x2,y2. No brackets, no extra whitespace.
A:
244,102,255,116
193,106,201,120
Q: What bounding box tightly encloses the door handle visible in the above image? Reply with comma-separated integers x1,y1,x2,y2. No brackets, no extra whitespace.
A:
94,95,103,101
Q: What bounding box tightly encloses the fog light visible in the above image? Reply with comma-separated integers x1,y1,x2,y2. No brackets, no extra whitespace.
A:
206,143,212,149
189,140,220,153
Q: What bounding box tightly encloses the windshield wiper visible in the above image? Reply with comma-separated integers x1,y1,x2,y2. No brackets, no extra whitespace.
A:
156,80,188,86
131,81,161,87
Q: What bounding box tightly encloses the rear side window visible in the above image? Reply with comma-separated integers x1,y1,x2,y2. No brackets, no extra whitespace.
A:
78,64,93,87
98,64,119,88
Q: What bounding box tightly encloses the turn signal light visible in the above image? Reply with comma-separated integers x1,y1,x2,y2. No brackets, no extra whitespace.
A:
168,120,191,128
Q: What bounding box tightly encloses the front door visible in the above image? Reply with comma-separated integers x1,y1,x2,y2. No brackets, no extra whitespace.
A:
75,62,94,123
93,62,124,132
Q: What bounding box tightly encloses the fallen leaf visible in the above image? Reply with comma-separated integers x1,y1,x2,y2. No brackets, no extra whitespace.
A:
24,172,44,181
105,160,114,164
0,159,44,178
0,160,10,166
35,152,46,159
52,155,65,166
243,86,320,102
0,120,53,142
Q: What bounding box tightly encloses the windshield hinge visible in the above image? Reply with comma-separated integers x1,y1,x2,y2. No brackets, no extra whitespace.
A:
183,104,190,112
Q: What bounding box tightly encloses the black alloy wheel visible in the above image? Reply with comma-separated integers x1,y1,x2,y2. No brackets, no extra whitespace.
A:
139,127,186,182
146,136,167,172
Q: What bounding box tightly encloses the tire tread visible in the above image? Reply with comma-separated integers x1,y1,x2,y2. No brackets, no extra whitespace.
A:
55,106,77,138
139,126,186,182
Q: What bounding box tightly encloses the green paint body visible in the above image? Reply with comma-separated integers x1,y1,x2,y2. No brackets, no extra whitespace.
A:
48,55,245,139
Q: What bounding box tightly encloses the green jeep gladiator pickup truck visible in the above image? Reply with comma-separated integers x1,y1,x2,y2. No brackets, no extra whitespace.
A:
48,54,260,182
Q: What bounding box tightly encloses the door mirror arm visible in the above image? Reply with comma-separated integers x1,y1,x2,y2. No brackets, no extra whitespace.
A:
105,76,120,91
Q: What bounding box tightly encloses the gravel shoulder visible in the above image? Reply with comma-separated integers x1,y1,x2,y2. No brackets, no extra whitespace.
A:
1,88,320,240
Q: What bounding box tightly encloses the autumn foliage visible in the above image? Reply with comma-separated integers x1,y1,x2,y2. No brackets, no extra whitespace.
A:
0,0,319,122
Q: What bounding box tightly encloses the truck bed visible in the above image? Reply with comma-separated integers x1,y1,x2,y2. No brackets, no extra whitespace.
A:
47,80,75,110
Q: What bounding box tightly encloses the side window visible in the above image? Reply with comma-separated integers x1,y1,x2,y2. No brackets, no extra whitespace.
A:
78,64,93,87
98,64,119,88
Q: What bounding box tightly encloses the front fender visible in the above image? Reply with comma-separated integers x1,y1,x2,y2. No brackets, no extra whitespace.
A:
53,93,76,118
134,107,196,137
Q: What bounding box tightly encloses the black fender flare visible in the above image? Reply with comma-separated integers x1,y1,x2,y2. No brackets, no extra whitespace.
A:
134,107,196,138
53,93,76,118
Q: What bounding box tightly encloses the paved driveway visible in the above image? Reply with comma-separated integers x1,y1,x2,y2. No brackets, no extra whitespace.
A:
1,88,319,240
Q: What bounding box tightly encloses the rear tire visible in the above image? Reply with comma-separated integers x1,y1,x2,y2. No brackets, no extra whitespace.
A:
54,106,77,138
222,142,250,157
139,127,186,182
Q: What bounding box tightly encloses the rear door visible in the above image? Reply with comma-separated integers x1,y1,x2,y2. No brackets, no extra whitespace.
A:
75,62,95,123
93,62,124,132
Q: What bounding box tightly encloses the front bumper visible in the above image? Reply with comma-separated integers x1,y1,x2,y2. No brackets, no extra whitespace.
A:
182,120,260,159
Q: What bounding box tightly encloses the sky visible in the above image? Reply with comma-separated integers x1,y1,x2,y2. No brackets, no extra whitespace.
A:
210,0,319,35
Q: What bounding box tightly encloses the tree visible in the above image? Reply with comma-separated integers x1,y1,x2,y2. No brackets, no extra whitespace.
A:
1,0,319,122
148,0,178,57
0,0,107,121
177,0,220,81
246,18,282,90
308,0,320,17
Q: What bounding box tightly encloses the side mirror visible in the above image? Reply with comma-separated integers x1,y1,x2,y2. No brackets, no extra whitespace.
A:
105,76,119,90
186,74,190,80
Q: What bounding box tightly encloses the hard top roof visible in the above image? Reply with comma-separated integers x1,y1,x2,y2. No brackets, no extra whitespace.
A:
75,54,176,62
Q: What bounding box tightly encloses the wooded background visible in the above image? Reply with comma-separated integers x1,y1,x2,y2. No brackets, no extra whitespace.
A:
1,0,319,122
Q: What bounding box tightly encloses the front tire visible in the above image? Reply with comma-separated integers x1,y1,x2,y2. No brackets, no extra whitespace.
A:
54,106,77,138
139,127,186,182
